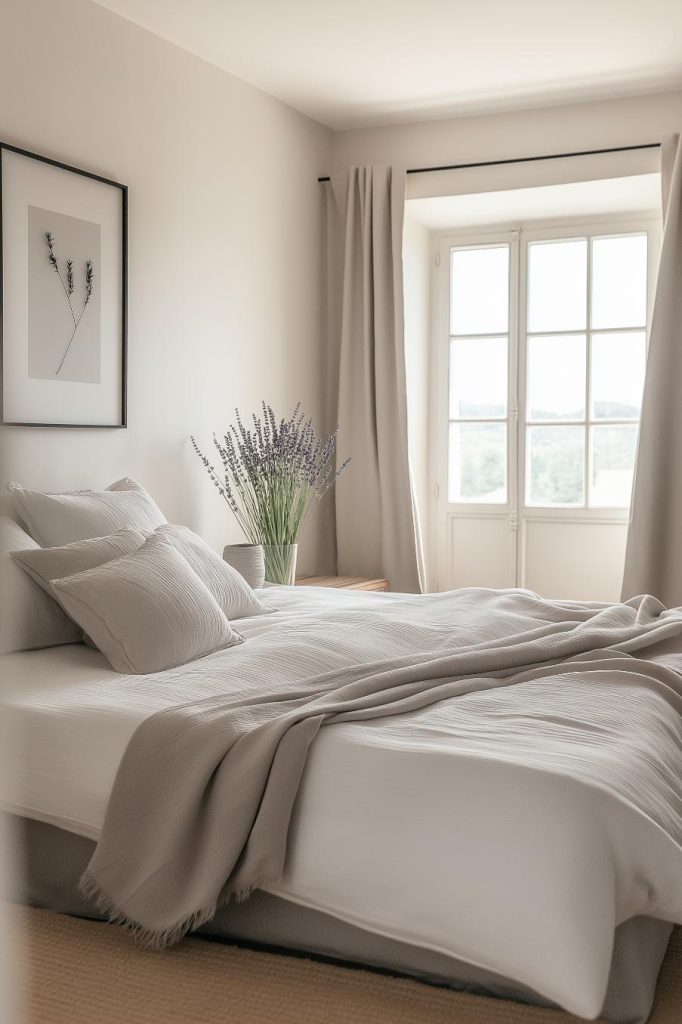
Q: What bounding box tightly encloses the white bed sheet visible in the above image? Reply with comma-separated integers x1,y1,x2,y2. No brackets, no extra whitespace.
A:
2,585,681,1020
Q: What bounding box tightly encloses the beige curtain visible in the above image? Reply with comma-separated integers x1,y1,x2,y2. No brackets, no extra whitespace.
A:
621,134,682,606
324,166,423,593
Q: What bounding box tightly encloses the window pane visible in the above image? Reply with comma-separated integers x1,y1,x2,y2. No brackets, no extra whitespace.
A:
591,235,647,329
528,239,587,332
591,332,646,420
527,335,586,421
450,246,509,335
527,426,584,506
590,425,638,507
449,422,506,503
450,338,508,419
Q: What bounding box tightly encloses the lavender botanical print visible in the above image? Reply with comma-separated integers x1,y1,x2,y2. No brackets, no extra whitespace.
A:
28,205,101,383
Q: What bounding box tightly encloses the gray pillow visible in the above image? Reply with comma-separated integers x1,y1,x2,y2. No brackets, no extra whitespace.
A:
7,478,166,547
11,528,147,599
52,534,243,674
0,516,80,654
157,524,271,620
11,529,147,644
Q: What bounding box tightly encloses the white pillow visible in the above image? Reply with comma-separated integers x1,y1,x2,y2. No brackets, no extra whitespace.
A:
0,516,80,653
51,534,243,674
11,527,146,609
7,478,165,547
157,524,271,620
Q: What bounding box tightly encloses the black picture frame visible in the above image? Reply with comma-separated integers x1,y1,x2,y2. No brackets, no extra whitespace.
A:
0,141,127,428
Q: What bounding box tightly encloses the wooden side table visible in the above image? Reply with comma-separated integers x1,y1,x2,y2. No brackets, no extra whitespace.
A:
297,575,389,592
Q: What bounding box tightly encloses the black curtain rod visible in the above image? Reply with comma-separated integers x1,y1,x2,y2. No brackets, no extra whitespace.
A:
317,142,661,183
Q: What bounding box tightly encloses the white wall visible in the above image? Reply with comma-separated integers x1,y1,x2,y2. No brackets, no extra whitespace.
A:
0,0,333,574
331,90,682,172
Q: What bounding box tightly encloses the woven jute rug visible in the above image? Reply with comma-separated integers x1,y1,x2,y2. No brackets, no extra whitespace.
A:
8,907,682,1024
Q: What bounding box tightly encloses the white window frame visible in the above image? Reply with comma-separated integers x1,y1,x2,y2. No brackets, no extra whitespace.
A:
431,213,661,551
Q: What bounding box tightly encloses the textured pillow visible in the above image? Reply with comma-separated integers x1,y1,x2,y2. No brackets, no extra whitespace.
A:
11,527,146,607
157,524,271,620
7,478,165,547
51,534,243,674
0,517,80,653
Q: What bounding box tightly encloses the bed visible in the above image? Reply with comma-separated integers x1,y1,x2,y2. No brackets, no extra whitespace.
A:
3,584,682,1024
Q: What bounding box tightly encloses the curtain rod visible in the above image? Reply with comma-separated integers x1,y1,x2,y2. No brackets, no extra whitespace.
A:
317,142,661,183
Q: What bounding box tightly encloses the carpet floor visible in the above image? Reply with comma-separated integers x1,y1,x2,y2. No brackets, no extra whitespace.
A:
9,907,682,1024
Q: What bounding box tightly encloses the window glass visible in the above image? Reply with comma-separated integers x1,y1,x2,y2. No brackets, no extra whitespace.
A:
450,338,508,419
527,335,586,421
528,239,587,332
591,332,646,420
527,426,585,507
450,246,509,335
591,235,647,329
590,425,638,507
449,422,507,503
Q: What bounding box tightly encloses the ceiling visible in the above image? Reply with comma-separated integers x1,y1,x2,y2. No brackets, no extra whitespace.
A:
405,175,661,230
93,1,682,129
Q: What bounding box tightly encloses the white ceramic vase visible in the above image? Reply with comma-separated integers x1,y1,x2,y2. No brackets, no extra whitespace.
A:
222,543,265,589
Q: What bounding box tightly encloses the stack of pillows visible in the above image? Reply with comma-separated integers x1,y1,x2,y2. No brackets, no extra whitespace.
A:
1,478,272,674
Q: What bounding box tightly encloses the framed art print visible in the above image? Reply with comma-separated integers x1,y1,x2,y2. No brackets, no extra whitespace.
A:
1,142,127,427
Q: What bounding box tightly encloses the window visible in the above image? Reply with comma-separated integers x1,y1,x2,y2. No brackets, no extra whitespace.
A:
525,233,647,508
446,226,650,511
448,245,510,503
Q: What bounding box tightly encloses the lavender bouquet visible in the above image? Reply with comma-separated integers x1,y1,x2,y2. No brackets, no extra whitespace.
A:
192,404,349,584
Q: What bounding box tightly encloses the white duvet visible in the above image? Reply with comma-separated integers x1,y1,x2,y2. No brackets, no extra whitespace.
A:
2,585,682,1020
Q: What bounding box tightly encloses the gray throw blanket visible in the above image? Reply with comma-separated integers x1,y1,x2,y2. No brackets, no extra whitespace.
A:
80,589,682,946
